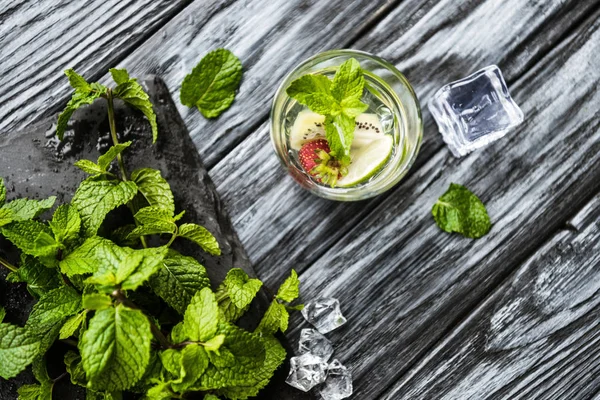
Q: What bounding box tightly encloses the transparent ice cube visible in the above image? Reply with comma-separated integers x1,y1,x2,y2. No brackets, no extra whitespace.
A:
428,65,524,157
299,328,334,362
285,353,328,392
319,359,353,400
301,298,347,334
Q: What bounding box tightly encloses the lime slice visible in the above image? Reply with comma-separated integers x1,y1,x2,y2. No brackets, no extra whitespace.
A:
337,135,393,187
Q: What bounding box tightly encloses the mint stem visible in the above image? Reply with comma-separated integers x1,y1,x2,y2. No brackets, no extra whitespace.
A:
106,89,129,182
0,256,17,273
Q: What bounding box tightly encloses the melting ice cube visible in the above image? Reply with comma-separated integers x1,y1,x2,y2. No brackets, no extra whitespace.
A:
301,298,347,334
285,353,328,392
298,328,334,362
428,65,524,157
319,359,353,400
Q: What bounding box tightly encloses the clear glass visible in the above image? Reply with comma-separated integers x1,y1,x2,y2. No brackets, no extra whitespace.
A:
428,65,524,158
270,50,423,201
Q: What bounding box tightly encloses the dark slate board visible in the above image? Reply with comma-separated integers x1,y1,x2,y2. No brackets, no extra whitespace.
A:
0,77,313,400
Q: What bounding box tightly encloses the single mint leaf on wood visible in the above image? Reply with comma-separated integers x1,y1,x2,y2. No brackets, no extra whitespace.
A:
331,58,365,102
59,312,86,339
8,255,61,298
57,70,107,140
49,204,81,245
83,293,112,311
72,177,138,236
97,142,132,171
286,74,332,105
149,250,211,315
0,323,40,379
3,196,56,221
26,286,82,335
432,183,491,239
276,269,300,303
183,288,219,342
131,168,175,217
178,223,220,256
180,48,243,119
80,305,152,391
223,268,262,309
111,70,158,143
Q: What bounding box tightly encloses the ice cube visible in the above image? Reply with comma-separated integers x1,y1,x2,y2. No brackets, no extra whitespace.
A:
301,298,347,334
428,65,524,157
285,353,328,392
298,328,334,362
319,359,353,400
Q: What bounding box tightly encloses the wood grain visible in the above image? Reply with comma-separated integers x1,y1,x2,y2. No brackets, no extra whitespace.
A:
209,0,598,285
105,0,402,167
381,193,600,399
278,8,600,398
0,0,190,133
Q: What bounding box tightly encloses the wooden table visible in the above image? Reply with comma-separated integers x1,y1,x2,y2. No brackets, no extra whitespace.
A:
2,0,600,398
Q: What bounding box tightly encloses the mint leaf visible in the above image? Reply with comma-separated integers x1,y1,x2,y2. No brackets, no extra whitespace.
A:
215,284,247,323
0,177,6,205
49,204,81,245
276,269,300,302
331,58,364,101
0,208,12,227
111,70,158,143
130,206,176,237
0,306,5,323
183,288,219,342
80,305,152,391
118,246,168,291
64,351,87,387
3,197,56,221
180,48,243,118
286,74,332,104
57,70,107,140
1,220,57,261
17,384,46,400
74,160,106,176
149,250,211,315
204,395,220,400
26,286,82,335
256,301,288,335
72,178,137,236
325,113,355,160
31,358,54,400
0,323,40,379
160,345,209,392
83,293,112,310
131,168,175,217
59,236,114,277
97,142,132,171
59,312,86,339
432,183,491,239
7,255,61,298
340,96,369,117
224,268,262,309
203,334,225,353
178,223,220,256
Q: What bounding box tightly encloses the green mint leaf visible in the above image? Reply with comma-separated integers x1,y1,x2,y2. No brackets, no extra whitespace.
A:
26,286,82,335
0,323,40,379
161,345,209,392
111,71,158,143
340,96,369,117
223,268,262,309
127,223,174,239
72,177,138,236
215,284,247,323
3,197,56,221
86,390,123,400
331,58,365,101
149,250,211,315
145,382,174,400
80,305,152,391
0,306,5,323
0,208,12,227
178,223,220,256
59,312,86,339
204,395,220,400
109,224,139,247
256,301,288,335
325,113,355,159
432,183,491,239
134,206,175,226
286,74,332,103
203,334,225,353
305,93,339,115
0,177,6,205
49,204,81,245
74,160,106,176
1,220,57,261
183,288,219,342
8,255,61,298
37,321,64,357
118,246,168,291
57,70,107,140
59,236,112,277
83,293,112,310
17,384,44,400
276,269,300,302
64,351,87,387
33,231,60,257
131,168,175,217
97,142,132,171
180,48,243,119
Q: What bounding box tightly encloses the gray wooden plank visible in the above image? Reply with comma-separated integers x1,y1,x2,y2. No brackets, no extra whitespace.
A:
278,8,600,398
106,0,403,167
0,0,190,133
380,193,600,399
209,0,597,285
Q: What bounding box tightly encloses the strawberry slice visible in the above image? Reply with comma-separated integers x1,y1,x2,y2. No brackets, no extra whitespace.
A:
298,139,346,187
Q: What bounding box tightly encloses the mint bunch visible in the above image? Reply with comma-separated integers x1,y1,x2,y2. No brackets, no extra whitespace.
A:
286,58,368,165
0,68,302,400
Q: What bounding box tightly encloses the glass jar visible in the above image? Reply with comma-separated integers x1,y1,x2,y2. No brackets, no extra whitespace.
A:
270,49,423,201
